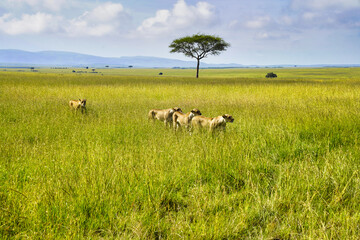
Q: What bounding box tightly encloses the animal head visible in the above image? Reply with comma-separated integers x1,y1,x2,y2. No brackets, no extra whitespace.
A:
191,108,202,116
222,114,234,123
173,107,182,113
80,99,87,107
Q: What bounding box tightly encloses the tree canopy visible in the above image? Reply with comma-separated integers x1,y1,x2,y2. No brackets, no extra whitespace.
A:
169,34,230,78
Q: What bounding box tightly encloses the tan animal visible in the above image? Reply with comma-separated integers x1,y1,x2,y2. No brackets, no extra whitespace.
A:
69,99,87,113
173,108,202,131
191,114,234,132
148,107,182,127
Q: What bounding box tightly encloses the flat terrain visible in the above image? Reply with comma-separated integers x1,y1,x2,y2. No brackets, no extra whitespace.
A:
1,68,360,239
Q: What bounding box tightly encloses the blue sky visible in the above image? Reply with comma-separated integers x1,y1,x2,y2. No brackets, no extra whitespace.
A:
0,0,359,65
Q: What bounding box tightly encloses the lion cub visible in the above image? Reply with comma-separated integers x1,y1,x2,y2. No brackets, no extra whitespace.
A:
191,114,234,132
69,99,87,113
148,107,182,127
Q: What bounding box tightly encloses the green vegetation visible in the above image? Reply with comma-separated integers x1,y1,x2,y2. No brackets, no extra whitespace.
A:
1,68,360,239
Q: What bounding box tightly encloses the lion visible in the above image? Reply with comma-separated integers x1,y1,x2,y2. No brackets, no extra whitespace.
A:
148,107,182,127
69,99,87,113
173,108,202,131
191,114,234,132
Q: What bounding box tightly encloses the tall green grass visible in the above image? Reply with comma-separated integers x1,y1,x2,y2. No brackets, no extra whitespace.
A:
1,68,360,239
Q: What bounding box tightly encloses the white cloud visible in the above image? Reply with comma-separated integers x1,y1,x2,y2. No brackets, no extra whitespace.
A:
0,2,128,37
64,2,126,37
255,32,269,39
292,0,360,10
0,12,61,35
245,16,271,29
228,20,239,28
136,0,216,36
280,16,294,26
289,0,360,29
302,12,319,21
290,0,360,29
80,2,124,23
6,0,68,11
301,13,337,26
65,19,115,37
254,31,290,40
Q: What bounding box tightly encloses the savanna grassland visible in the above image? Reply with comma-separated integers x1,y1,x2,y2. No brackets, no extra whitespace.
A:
1,68,360,239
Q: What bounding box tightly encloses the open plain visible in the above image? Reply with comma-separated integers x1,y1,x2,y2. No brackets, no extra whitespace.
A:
1,67,360,239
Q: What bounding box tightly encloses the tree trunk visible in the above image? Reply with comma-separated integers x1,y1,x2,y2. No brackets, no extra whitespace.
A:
196,58,200,78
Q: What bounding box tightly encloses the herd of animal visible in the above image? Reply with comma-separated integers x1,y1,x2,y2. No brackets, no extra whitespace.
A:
148,107,234,133
69,99,234,133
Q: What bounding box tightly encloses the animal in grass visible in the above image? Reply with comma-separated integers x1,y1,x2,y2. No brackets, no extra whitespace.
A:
173,108,202,131
191,114,234,132
148,107,183,127
69,99,87,113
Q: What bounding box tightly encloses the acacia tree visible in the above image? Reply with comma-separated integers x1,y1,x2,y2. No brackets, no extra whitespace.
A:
169,34,230,78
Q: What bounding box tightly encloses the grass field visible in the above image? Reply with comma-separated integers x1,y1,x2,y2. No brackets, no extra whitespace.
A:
1,68,360,239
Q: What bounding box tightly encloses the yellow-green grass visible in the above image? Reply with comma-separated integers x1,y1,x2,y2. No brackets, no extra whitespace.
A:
3,66,360,79
1,68,360,239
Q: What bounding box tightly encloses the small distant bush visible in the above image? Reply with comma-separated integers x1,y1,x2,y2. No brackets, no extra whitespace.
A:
266,72,277,78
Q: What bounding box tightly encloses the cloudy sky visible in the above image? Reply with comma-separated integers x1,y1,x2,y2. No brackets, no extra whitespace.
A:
0,0,359,65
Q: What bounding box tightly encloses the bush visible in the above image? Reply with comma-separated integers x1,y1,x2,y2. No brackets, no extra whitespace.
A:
266,72,277,78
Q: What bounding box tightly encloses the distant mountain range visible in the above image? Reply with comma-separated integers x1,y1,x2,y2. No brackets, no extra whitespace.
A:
0,49,359,68
0,49,244,68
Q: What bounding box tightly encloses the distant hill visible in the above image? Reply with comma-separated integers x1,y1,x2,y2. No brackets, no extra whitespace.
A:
1,49,359,68
0,49,244,68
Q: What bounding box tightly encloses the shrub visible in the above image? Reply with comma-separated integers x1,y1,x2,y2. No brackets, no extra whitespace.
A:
266,72,277,78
